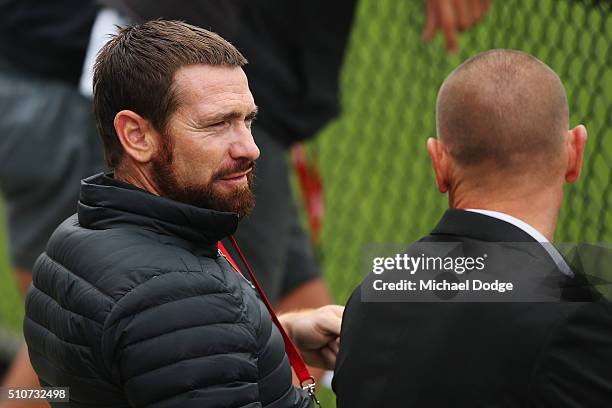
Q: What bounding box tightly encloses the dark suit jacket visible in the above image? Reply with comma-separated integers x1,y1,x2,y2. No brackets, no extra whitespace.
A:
333,209,612,407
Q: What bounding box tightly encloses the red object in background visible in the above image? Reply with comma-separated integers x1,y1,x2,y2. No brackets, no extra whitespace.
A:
292,143,324,246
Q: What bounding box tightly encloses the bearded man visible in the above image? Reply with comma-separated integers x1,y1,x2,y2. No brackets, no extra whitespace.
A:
23,20,341,407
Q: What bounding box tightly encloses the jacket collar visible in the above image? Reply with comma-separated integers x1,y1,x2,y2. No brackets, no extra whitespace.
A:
430,209,603,300
78,173,239,254
431,208,538,243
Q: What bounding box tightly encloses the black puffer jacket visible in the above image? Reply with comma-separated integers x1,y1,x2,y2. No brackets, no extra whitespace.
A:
24,173,312,408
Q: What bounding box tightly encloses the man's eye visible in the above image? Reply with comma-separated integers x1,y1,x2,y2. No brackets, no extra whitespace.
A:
245,115,257,128
208,121,227,129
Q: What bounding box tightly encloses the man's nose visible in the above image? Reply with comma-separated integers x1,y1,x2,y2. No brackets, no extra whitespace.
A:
230,127,260,161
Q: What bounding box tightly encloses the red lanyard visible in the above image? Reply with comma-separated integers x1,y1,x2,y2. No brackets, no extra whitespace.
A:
219,237,320,405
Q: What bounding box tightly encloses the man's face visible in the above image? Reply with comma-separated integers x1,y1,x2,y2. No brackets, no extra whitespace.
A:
151,65,260,218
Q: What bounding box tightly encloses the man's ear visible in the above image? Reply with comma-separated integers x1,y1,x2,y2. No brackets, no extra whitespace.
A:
114,110,160,164
565,124,587,184
427,137,450,193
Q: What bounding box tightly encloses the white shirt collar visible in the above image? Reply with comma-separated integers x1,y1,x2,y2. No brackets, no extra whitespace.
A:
465,209,573,277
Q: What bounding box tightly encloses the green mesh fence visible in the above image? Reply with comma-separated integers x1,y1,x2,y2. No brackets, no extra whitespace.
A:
313,0,611,306
0,198,21,332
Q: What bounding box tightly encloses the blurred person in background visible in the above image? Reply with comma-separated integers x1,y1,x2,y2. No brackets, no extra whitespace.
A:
0,1,103,407
333,49,612,407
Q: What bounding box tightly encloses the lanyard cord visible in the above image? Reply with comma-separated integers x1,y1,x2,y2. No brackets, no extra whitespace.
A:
222,237,320,405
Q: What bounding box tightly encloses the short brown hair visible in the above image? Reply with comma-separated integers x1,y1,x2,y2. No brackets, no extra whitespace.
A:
93,20,247,168
436,49,568,171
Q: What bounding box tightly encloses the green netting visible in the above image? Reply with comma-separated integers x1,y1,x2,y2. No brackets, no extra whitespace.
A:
0,198,21,332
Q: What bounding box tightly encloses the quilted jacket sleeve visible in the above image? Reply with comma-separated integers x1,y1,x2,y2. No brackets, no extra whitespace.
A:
101,270,264,408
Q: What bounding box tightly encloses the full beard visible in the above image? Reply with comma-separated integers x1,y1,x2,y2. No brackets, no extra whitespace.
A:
150,142,255,219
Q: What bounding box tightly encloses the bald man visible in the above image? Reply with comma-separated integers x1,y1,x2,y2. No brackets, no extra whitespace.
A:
333,50,612,407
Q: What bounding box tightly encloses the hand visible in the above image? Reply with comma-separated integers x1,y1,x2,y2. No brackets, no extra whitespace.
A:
279,305,344,370
422,0,492,53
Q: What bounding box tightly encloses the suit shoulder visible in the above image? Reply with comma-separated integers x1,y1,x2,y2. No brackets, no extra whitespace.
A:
528,300,612,404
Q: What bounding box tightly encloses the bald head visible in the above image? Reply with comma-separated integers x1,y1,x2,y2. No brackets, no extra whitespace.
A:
436,49,568,174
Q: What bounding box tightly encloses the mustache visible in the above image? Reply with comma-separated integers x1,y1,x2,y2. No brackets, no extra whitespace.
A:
213,159,255,179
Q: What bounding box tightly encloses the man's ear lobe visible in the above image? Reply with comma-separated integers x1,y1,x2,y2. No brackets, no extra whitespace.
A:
114,110,158,164
427,137,449,193
565,124,587,184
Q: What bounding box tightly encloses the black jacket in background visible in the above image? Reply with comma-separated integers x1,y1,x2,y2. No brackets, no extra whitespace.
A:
0,0,98,84
104,0,357,146
24,173,312,407
333,209,612,407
